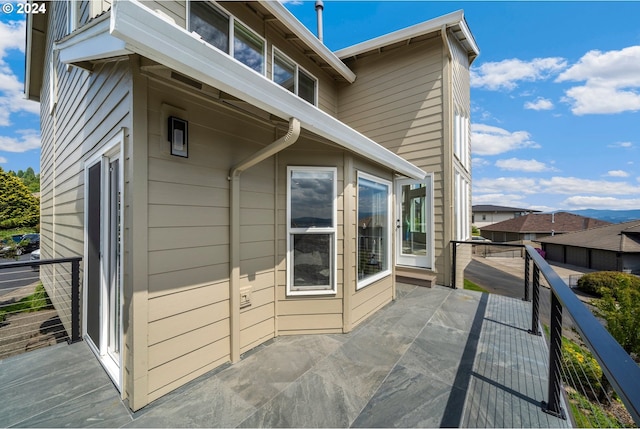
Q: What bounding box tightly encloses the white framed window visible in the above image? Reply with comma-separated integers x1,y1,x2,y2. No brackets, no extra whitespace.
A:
357,172,392,289
273,48,318,106
455,170,470,241
287,167,337,295
188,1,266,75
454,104,470,169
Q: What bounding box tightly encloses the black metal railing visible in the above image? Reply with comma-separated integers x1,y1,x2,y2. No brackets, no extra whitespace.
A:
0,257,82,359
452,241,640,426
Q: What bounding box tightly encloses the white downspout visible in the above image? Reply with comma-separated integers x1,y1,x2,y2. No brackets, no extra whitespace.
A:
228,117,300,362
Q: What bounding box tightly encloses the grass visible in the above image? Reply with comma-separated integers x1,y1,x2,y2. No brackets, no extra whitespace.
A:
0,283,52,323
464,279,488,293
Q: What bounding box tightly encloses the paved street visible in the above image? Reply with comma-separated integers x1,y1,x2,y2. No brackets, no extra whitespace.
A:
0,255,39,296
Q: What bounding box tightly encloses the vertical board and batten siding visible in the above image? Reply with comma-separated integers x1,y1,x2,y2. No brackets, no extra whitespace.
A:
39,1,132,336
144,78,278,401
338,39,449,284
275,145,345,335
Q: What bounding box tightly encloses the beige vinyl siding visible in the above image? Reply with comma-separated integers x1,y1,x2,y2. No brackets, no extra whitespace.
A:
339,38,448,284
39,4,132,335
144,76,279,400
145,0,187,27
275,146,345,335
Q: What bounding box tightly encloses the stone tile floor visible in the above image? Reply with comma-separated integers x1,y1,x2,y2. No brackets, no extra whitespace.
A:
0,284,570,428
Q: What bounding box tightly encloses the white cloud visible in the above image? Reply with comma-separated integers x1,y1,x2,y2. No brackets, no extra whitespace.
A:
524,97,554,111
471,57,567,91
473,177,540,195
608,141,634,149
0,19,39,127
539,176,640,195
495,158,554,173
472,193,528,207
0,129,41,152
471,124,540,156
563,196,640,210
606,170,629,178
0,156,7,163
556,46,640,115
472,157,490,168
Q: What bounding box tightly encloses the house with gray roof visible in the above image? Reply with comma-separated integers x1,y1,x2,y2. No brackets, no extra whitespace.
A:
472,204,539,229
538,220,640,274
480,211,610,243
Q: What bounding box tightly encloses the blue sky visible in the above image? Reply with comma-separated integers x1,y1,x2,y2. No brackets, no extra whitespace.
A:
1,1,640,212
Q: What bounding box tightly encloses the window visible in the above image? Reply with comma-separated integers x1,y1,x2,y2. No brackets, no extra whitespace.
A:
189,1,265,74
455,171,470,241
357,172,391,289
454,105,470,169
273,49,318,105
287,167,336,295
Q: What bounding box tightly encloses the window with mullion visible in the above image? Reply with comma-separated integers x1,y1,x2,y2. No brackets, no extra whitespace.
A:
287,167,337,295
273,49,318,106
189,1,265,75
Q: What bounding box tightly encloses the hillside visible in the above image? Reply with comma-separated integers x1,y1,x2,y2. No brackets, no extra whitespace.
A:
566,209,640,224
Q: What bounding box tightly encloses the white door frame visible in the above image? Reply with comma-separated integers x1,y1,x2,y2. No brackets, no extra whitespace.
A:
82,130,124,392
395,175,434,269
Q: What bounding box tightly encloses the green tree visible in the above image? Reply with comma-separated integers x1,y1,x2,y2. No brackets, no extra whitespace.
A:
595,284,640,357
0,167,40,229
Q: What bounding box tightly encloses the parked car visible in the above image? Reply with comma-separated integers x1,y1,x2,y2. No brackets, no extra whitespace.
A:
18,233,40,255
30,248,40,271
471,236,491,242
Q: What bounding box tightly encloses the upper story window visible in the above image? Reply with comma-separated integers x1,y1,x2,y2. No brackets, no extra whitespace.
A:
189,1,265,75
273,49,318,106
454,105,470,169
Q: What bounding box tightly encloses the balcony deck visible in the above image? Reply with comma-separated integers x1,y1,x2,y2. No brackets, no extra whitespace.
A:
0,283,569,428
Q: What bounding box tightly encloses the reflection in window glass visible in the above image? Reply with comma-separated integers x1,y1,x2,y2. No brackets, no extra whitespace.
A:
234,22,264,73
288,167,336,294
290,170,334,228
298,69,316,105
189,2,229,52
274,52,295,93
292,234,332,288
357,175,390,286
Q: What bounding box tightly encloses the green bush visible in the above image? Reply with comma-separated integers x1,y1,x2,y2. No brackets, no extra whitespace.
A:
577,271,640,297
561,336,605,400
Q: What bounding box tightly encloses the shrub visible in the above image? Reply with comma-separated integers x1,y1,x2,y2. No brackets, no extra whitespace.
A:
577,271,640,297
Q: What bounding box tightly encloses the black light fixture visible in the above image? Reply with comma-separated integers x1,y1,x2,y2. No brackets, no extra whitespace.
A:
168,116,188,157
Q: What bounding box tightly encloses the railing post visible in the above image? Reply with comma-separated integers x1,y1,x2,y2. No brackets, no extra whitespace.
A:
69,259,82,344
543,291,567,419
529,264,541,336
523,251,530,302
451,242,457,289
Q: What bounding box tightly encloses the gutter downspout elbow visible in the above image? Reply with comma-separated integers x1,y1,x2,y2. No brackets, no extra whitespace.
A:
228,117,300,363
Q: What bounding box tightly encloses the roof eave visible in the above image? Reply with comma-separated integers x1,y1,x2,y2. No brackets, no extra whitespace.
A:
335,10,479,61
104,0,423,180
259,1,356,83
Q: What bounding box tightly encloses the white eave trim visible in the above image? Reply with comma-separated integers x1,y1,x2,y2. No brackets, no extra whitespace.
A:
56,13,131,64
110,0,424,180
259,1,356,83
335,10,479,60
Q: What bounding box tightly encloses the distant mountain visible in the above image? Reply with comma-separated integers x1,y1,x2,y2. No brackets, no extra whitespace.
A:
564,209,640,224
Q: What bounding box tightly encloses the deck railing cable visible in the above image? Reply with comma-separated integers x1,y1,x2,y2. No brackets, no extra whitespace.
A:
452,241,640,426
0,257,82,360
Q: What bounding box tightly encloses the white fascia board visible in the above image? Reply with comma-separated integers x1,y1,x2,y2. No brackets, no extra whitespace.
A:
335,10,479,60
259,1,356,84
110,0,424,180
56,15,131,64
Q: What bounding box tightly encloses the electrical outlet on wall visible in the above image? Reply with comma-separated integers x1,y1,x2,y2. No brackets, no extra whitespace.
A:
239,286,252,308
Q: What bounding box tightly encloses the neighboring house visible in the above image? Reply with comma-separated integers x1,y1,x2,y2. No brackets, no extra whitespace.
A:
538,220,640,273
480,211,611,243
25,0,478,410
472,204,539,229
